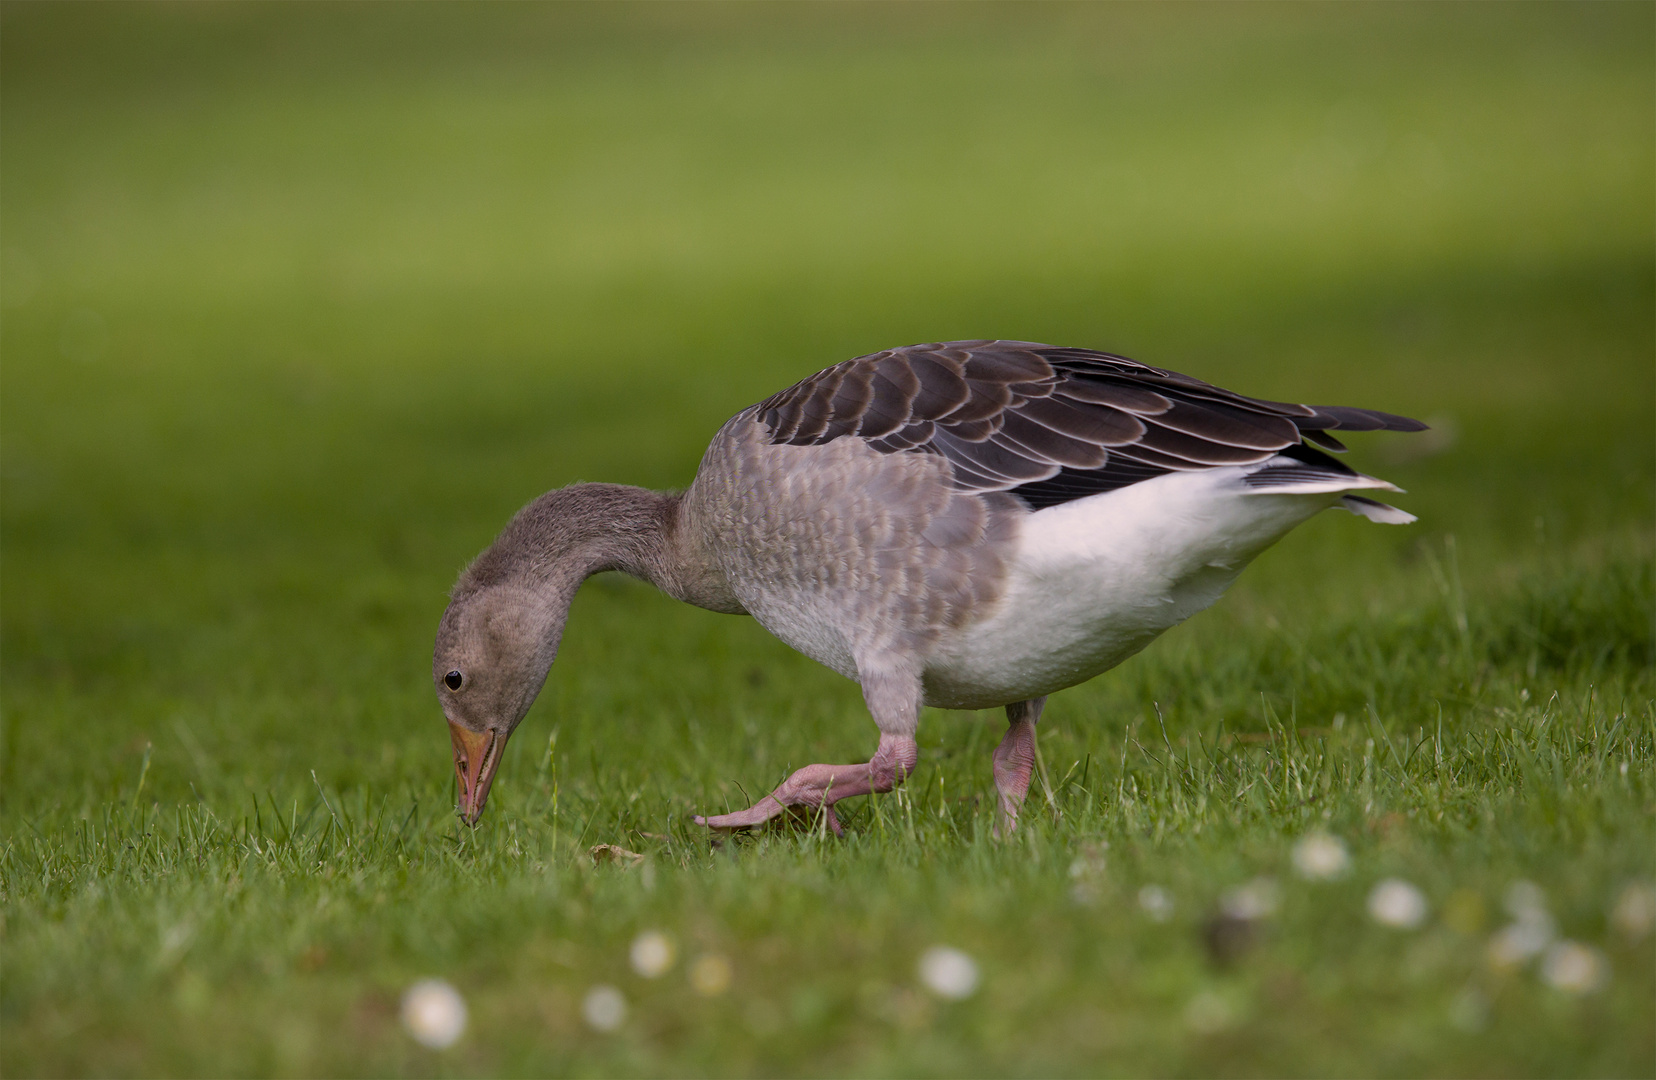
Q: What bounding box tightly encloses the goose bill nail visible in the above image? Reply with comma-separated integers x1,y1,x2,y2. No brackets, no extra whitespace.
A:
449,722,505,823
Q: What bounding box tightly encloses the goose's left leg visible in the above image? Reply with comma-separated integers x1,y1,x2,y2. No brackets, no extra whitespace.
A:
993,696,1046,835
694,661,921,836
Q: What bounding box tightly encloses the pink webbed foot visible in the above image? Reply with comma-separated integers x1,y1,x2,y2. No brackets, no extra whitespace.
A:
695,733,918,836
695,791,846,836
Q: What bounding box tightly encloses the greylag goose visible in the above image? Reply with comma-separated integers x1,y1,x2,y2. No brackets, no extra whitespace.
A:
434,341,1424,832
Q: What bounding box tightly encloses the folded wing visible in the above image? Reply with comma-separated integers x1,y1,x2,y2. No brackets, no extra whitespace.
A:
753,340,1425,510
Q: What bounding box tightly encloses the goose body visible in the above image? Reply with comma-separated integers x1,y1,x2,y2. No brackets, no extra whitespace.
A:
434,341,1424,831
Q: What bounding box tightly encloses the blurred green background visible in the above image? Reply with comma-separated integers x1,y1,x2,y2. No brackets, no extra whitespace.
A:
2,3,1652,1076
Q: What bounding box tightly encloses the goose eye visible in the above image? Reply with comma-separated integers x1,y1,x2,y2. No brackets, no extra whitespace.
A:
444,670,464,691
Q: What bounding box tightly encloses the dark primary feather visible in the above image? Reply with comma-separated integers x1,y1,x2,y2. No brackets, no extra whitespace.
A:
751,340,1426,511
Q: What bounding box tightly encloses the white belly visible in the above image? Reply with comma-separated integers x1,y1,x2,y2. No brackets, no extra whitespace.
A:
920,468,1340,709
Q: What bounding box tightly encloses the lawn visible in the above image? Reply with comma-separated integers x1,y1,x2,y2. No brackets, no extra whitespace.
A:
1,4,1652,1076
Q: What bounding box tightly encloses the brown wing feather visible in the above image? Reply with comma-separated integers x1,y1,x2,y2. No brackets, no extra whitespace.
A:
750,340,1425,509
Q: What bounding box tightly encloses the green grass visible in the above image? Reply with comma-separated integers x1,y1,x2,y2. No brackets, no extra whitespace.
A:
2,4,1653,1076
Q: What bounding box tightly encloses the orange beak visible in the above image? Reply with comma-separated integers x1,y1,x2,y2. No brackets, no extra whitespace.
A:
449,722,508,824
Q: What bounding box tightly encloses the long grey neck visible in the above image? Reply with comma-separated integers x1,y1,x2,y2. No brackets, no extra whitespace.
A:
456,483,739,614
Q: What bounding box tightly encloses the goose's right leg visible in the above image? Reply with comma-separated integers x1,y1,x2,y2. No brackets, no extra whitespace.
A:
992,696,1046,835
692,732,917,836
694,658,921,836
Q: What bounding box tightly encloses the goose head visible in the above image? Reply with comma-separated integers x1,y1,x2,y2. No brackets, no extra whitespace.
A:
431,482,694,824
432,583,562,824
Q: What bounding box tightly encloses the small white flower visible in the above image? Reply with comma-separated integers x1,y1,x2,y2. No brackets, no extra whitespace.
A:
1487,916,1555,969
1485,883,1556,968
160,923,193,957
629,931,675,978
917,946,979,1000
1138,884,1174,922
582,985,627,1032
689,954,733,997
1540,941,1608,995
1221,877,1279,921
401,979,467,1049
1292,832,1351,880
1610,882,1655,942
1368,879,1428,929
1068,844,1106,881
1505,880,1548,920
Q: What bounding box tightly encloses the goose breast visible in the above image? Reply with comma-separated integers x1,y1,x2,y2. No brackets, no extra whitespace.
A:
684,416,1021,683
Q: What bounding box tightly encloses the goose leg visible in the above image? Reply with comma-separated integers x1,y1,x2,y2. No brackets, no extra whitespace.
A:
693,732,918,835
993,696,1046,835
695,658,922,836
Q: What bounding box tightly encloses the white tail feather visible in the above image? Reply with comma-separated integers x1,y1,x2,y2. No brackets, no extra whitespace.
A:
1341,495,1416,524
